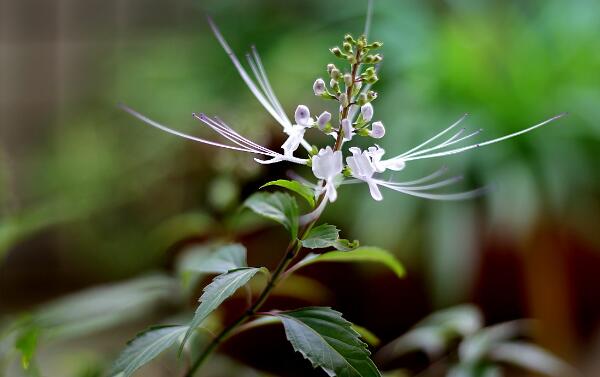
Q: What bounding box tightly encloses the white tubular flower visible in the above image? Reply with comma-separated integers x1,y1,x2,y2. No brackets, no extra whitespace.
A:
369,121,385,138
313,78,326,96
312,146,343,202
282,124,308,157
361,103,374,122
342,119,354,141
366,146,405,173
207,18,312,153
294,105,312,127
317,111,331,130
346,147,383,201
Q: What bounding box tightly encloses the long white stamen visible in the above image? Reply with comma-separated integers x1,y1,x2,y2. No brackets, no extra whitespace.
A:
399,113,468,158
405,113,566,161
406,128,483,158
208,115,276,155
251,46,292,126
378,181,489,201
388,166,449,186
207,17,289,129
120,104,256,153
383,175,464,191
196,114,272,154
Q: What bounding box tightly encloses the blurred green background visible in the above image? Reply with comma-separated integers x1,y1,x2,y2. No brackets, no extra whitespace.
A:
1,0,600,376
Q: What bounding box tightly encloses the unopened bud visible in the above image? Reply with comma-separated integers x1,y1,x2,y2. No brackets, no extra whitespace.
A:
343,73,353,87
371,54,383,63
369,121,385,139
313,78,326,96
317,111,331,130
330,68,341,80
360,103,374,122
367,41,383,49
358,93,368,105
294,105,311,126
365,75,379,84
338,93,349,107
343,42,352,53
330,47,344,58
367,91,378,101
344,34,355,44
330,79,340,93
342,119,353,141
327,63,337,74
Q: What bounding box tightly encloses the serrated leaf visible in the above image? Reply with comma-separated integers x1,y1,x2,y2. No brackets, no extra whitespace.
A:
302,224,340,249
273,307,381,377
296,247,404,279
176,243,247,281
261,179,315,208
244,192,299,238
111,325,188,377
181,268,263,348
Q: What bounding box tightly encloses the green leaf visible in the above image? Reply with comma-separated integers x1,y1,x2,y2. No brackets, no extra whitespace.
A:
111,325,188,377
296,247,405,279
261,179,315,208
15,326,39,370
272,307,381,377
333,239,360,251
176,243,247,275
244,192,299,238
302,224,340,249
181,268,263,348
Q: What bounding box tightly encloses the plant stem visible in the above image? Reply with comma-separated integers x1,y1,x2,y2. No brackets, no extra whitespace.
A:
185,41,364,377
184,220,316,376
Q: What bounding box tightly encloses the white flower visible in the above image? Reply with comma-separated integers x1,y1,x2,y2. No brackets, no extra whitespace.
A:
361,103,374,122
317,111,331,130
206,18,313,153
346,147,382,201
369,121,385,138
282,124,308,157
294,105,312,127
313,78,326,96
312,146,343,202
342,119,354,141
365,145,405,173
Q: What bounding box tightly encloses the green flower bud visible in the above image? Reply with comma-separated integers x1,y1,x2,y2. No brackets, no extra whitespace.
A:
344,34,355,44
358,93,368,105
327,63,337,74
371,54,383,63
367,41,383,49
343,73,353,87
363,55,374,64
365,75,379,84
348,55,357,65
339,93,349,107
330,79,340,93
342,166,353,177
342,42,353,53
330,47,344,58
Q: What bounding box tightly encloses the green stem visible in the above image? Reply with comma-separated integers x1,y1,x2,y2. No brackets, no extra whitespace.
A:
185,39,364,377
184,219,316,376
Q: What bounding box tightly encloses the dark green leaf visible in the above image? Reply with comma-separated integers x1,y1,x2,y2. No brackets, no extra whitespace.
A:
111,325,188,377
261,179,315,208
273,307,381,377
302,224,340,249
181,267,264,348
244,192,299,238
295,247,405,279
